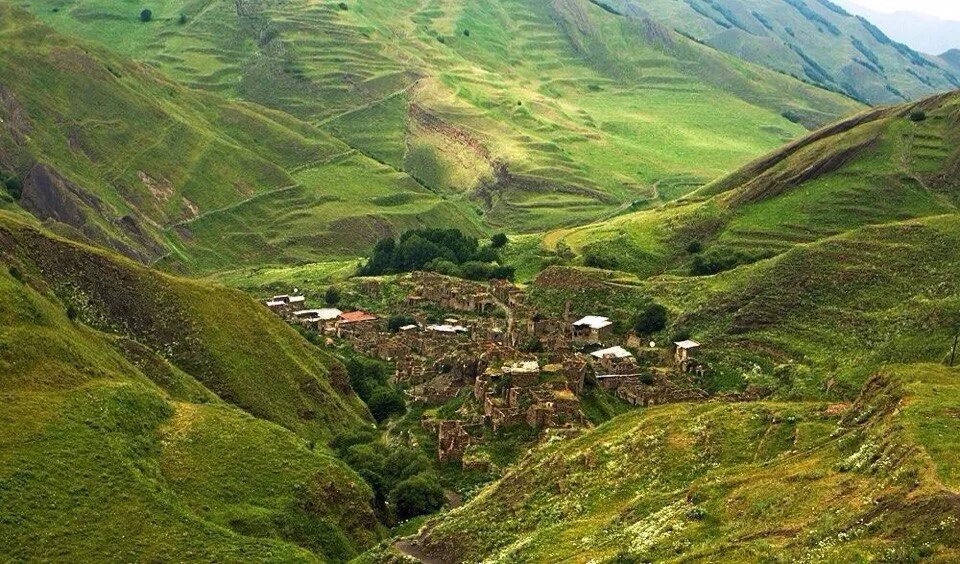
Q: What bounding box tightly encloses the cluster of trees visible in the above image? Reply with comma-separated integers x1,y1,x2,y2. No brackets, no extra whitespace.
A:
330,430,444,522
357,229,514,281
345,359,405,422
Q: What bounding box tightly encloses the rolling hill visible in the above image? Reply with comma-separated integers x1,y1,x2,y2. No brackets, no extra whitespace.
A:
0,209,382,560
601,0,960,104
0,2,482,274
542,89,959,279
518,90,960,395
403,364,960,561
8,0,862,241
369,91,960,564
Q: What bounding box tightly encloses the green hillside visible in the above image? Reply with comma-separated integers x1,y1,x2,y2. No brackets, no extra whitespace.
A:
0,3,481,273
543,90,959,279
603,0,960,104
11,0,862,237
0,210,382,560
405,364,960,561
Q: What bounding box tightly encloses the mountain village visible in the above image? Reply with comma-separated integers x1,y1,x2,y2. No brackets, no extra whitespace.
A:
265,271,711,464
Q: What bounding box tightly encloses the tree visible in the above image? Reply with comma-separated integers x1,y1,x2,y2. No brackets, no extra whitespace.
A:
389,474,444,521
387,315,417,333
177,12,187,24
490,233,508,248
633,303,668,335
910,110,927,122
325,286,341,306
139,8,152,22
367,387,406,422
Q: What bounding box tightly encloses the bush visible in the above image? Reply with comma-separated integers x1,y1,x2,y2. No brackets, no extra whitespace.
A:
2,174,22,200
338,2,347,9
367,387,406,422
325,286,341,306
463,28,470,37
690,247,750,276
910,110,927,122
583,252,618,270
8,265,24,283
490,233,508,248
685,240,702,254
139,8,152,22
178,12,187,24
387,315,416,333
66,305,78,321
633,303,668,335
389,474,444,521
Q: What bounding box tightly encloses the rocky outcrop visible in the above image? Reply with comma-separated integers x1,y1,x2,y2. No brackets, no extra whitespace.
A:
19,163,163,263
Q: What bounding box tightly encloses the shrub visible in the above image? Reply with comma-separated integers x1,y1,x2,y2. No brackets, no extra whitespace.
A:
387,315,416,333
338,2,347,9
670,327,691,342
690,247,749,275
367,387,406,422
2,175,22,200
389,474,444,521
910,110,927,122
490,233,508,248
685,240,702,254
178,12,187,24
8,265,24,283
66,305,78,321
633,303,668,335
139,8,152,22
583,252,618,270
325,286,341,306
463,29,470,37
520,336,543,353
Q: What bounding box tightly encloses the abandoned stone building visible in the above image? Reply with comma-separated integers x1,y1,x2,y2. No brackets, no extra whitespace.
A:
571,315,614,344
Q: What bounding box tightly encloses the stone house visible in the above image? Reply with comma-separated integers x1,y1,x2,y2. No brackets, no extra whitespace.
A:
571,315,614,344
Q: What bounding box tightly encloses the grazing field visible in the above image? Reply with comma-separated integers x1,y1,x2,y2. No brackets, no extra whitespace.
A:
405,365,960,562
538,91,960,279
0,210,381,560
13,0,862,239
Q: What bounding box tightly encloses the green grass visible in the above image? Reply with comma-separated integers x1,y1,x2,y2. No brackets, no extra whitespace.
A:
11,0,863,243
0,212,383,560
400,366,960,561
601,0,960,104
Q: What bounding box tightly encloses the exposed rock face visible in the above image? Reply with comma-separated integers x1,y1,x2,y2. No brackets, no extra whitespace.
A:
19,163,163,263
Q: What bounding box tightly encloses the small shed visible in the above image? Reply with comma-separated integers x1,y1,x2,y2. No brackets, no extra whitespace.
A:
674,340,701,364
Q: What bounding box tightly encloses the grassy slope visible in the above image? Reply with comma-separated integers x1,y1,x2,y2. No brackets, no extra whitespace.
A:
13,0,862,236
0,3,479,273
408,365,960,562
0,212,382,560
609,0,960,104
543,90,960,278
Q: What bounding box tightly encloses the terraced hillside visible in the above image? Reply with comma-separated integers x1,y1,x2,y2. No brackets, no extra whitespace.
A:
0,3,482,273
603,0,960,104
405,364,960,561
543,90,960,279
0,209,382,560
14,0,862,233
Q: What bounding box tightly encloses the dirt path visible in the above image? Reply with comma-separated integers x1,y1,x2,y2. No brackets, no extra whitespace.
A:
393,538,448,564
